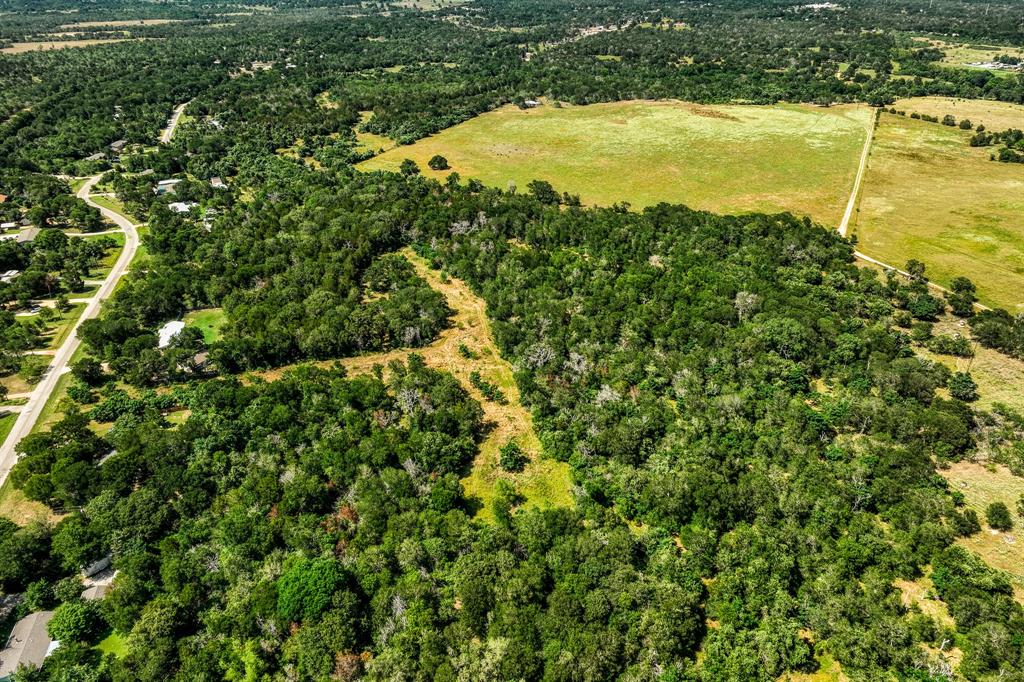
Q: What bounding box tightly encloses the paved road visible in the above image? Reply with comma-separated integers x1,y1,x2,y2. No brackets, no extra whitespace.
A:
159,102,188,144
0,175,140,487
838,111,875,238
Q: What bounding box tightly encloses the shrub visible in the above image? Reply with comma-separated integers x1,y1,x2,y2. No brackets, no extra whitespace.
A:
469,371,507,404
427,154,449,171
985,501,1013,531
499,441,528,472
948,372,978,402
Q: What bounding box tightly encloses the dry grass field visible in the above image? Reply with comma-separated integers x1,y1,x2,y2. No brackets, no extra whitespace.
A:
891,96,1024,131
1,38,133,53
942,462,1024,601
360,100,871,227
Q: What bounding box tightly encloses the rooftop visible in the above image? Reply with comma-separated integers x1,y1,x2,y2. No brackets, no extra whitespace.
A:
0,611,57,679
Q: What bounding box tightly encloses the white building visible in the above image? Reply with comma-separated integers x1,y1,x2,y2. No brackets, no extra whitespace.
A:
158,320,185,348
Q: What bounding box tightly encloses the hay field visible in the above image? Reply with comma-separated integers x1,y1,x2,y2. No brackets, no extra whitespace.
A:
1,38,132,53
853,112,1024,311
360,100,871,227
892,96,1024,131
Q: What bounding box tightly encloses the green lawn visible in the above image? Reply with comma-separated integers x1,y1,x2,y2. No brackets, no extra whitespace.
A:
184,307,227,343
853,112,1024,311
96,631,129,658
31,371,73,435
90,194,140,224
0,411,16,443
359,100,872,227
42,303,87,349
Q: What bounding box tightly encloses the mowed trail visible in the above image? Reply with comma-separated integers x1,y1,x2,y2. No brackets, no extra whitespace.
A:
257,248,572,517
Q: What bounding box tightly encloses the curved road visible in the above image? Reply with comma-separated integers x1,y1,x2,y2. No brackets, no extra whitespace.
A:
0,176,140,486
160,102,188,144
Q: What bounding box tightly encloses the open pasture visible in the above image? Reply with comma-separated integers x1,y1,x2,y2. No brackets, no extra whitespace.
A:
853,112,1024,311
0,38,132,53
892,96,1024,131
360,100,871,227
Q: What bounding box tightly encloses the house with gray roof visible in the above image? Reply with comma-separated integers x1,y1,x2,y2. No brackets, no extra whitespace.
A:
0,611,58,680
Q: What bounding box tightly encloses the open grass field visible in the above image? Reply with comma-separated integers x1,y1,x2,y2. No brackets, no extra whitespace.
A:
892,96,1024,131
0,478,58,526
184,307,226,343
355,111,396,155
942,462,1024,601
910,314,1024,415
89,195,140,224
256,248,573,520
914,38,1024,78
0,39,134,54
852,112,1024,311
359,100,871,227
37,302,86,350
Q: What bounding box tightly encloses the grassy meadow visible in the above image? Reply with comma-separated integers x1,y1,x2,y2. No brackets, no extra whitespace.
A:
853,112,1024,311
891,96,1024,131
942,462,1024,601
360,100,871,227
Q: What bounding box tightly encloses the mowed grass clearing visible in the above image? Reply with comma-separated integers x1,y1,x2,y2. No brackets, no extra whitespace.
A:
891,96,1024,131
184,308,227,343
853,111,1024,311
256,248,572,519
360,100,871,227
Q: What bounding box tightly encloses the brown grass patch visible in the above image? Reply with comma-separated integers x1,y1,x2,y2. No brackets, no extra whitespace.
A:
255,248,573,519
941,461,1024,601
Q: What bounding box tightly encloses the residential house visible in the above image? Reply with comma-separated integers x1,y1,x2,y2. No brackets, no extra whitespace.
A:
154,179,182,196
109,139,127,153
0,195,7,204
0,270,20,283
0,222,17,231
16,228,40,244
158,320,185,348
523,99,541,107
81,584,111,602
0,611,58,680
84,152,105,162
210,177,227,189
168,201,197,214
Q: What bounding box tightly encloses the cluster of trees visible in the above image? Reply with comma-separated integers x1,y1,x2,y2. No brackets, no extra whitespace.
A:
970,128,1024,163
2,0,1024,679
4,162,1024,679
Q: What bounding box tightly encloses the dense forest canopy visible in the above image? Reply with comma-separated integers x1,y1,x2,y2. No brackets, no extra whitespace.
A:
0,0,1023,680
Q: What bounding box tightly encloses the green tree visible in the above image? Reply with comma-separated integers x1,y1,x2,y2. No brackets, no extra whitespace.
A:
427,154,449,170
986,502,1013,531
277,557,348,623
948,371,978,402
499,440,528,472
399,159,420,176
48,601,103,642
